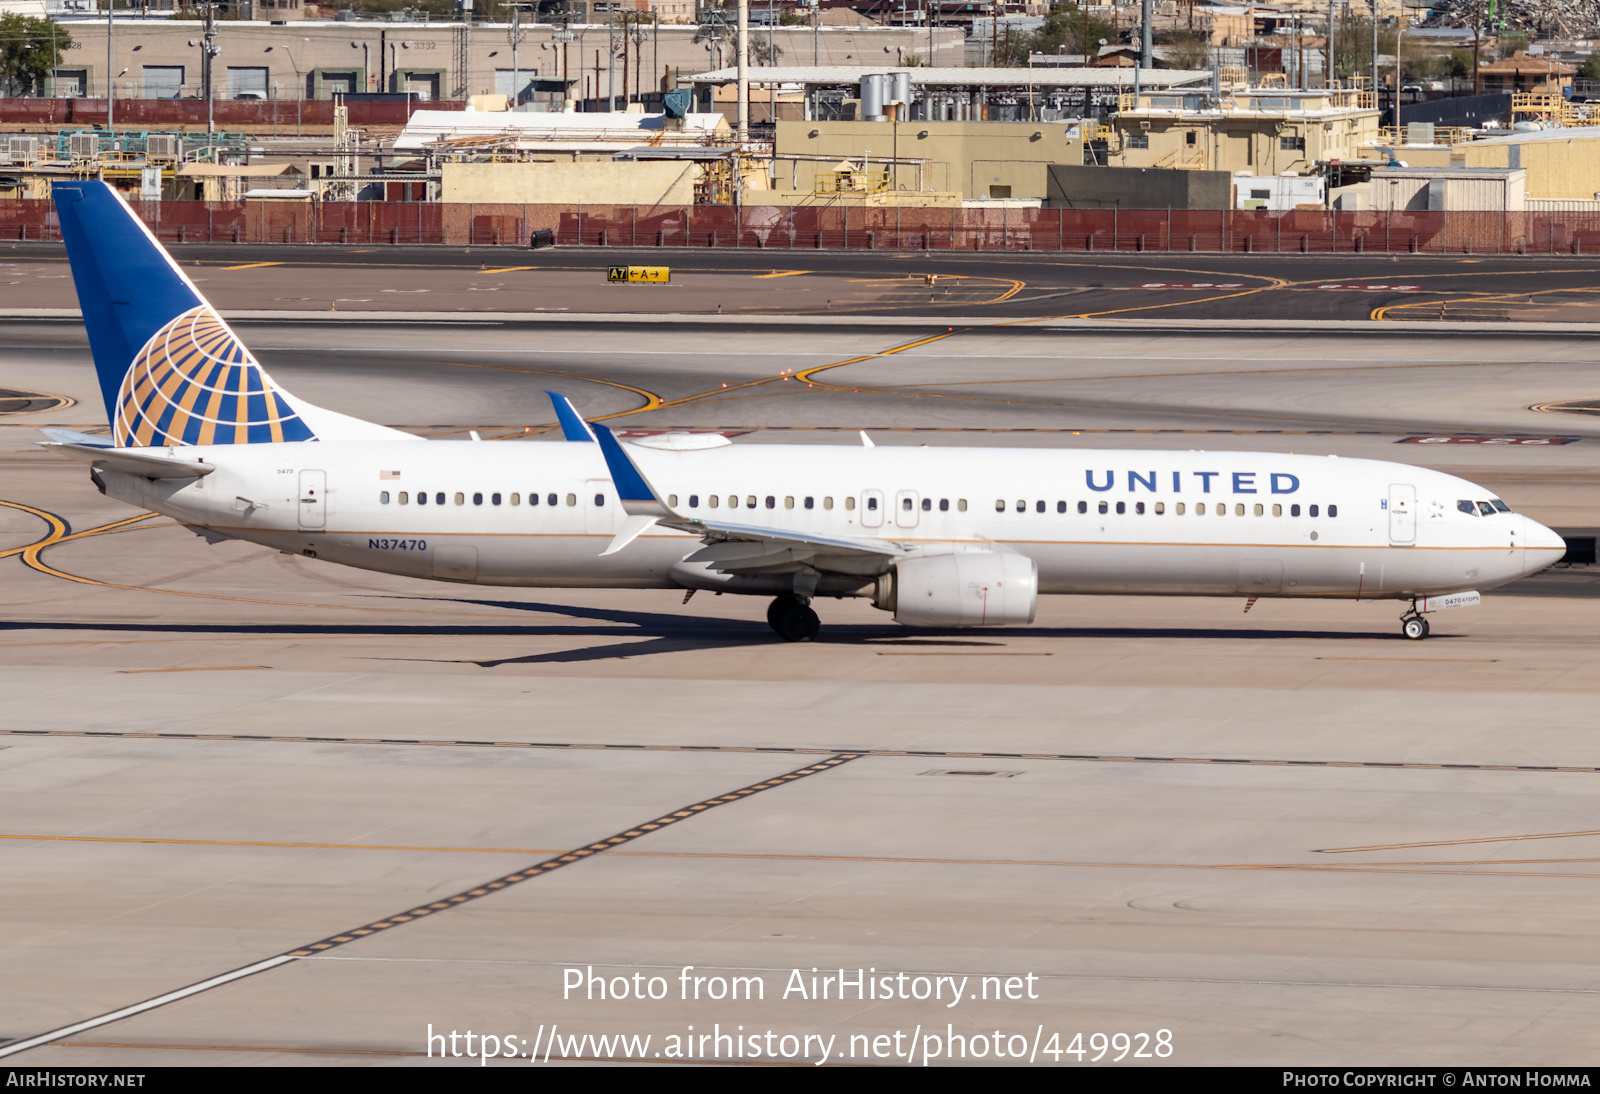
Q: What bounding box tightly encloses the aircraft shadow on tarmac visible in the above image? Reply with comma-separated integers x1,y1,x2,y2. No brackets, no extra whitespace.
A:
0,599,1414,670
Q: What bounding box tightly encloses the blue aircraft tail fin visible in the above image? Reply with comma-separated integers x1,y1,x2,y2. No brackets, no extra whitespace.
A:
53,181,412,448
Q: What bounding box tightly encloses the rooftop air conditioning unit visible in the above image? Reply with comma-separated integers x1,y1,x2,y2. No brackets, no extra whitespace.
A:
4,136,39,165
68,133,99,161
146,134,179,161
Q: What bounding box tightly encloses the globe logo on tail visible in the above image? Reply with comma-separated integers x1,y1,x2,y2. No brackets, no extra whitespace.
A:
114,306,317,447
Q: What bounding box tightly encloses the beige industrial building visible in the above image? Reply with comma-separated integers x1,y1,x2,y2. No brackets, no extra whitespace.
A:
770,119,1086,202
1456,128,1600,202
1106,83,1383,176
439,159,696,206
48,18,965,104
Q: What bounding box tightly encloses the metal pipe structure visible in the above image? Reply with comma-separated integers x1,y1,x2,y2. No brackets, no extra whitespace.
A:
106,0,113,130
738,0,750,141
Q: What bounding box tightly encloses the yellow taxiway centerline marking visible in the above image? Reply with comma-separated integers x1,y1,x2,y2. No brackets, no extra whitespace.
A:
0,833,565,855
118,665,268,674
218,262,284,271
1318,829,1600,854
478,266,534,274
754,270,811,278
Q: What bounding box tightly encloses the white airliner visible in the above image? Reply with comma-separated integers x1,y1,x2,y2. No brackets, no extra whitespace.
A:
44,180,1565,641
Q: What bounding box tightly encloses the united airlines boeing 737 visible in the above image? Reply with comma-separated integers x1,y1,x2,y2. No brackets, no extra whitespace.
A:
43,180,1565,641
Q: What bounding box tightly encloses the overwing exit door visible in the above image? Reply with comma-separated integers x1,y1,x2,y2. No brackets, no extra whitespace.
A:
1388,484,1416,545
298,469,326,530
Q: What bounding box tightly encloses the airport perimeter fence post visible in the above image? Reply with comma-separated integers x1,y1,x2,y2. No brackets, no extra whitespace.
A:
1112,207,1117,251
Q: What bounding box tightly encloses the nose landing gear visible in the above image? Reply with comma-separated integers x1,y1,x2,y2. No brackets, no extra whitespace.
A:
767,595,820,642
1400,603,1430,640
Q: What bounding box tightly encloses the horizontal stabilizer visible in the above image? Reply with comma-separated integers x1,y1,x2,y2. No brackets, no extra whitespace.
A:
41,428,114,449
41,442,215,480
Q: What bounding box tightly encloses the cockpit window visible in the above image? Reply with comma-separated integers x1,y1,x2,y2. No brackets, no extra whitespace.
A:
1490,499,1512,513
1457,500,1477,516
1477,501,1497,517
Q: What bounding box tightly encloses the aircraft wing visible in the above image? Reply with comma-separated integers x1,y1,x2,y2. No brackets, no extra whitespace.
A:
545,392,902,565
41,442,216,480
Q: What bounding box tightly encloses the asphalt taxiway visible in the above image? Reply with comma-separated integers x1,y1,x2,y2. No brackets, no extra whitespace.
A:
1,297,1598,1066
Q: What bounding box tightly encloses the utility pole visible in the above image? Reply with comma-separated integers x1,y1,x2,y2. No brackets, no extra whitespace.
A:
737,0,749,140
1326,0,1334,87
1140,0,1152,71
608,7,617,110
1471,0,1482,94
511,2,520,107
1371,1,1377,104
106,0,113,131
204,1,218,160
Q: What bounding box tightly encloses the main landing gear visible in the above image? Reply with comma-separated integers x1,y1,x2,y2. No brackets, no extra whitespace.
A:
767,595,820,642
1400,603,1431,641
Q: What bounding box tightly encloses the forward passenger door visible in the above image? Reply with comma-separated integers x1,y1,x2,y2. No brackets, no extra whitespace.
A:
1388,484,1416,546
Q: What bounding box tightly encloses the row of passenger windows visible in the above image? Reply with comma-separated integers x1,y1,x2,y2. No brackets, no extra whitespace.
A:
1003,499,1338,517
379,491,603,507
376,491,1338,519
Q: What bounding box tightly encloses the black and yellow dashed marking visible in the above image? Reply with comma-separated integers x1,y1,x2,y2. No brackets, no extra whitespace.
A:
4,729,1595,775
281,753,860,958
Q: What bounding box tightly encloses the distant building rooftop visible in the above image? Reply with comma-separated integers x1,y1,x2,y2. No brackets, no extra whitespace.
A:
683,66,1212,90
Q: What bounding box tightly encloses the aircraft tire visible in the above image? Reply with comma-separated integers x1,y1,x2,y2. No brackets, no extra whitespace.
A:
1402,617,1429,640
768,598,820,642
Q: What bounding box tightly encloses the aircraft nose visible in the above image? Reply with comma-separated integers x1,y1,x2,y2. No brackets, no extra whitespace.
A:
1522,516,1567,576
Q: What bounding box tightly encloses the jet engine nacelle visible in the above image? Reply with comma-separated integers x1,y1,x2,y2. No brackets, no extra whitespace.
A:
877,551,1038,627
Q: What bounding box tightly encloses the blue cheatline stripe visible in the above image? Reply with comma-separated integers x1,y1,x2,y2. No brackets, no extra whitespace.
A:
545,390,596,442
590,422,658,505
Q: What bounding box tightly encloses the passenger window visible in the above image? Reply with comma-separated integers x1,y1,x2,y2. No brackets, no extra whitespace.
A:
1271,503,1281,516
940,499,949,512
867,497,878,511
668,494,678,507
1196,502,1205,515
728,496,738,508
436,492,446,505
1116,501,1126,515
995,499,1005,512
473,493,483,506
785,496,794,509
492,493,502,506
418,492,429,506
1154,501,1164,514
1135,501,1145,515
1077,501,1087,514
1457,500,1477,515
454,493,465,506
903,498,913,511
1218,505,1226,517
1175,502,1185,515
528,492,539,506
1098,501,1108,515
845,497,855,510
1328,504,1338,518
1234,503,1245,517
1035,500,1045,513
921,498,931,511
689,495,700,508
1015,500,1025,513
747,496,756,508
565,493,576,507
548,494,557,507
805,497,814,509
957,499,967,512
709,495,719,508
765,496,776,509
825,497,835,510
1309,504,1320,517
1056,501,1066,513
1290,504,1300,516
594,494,605,507
399,491,409,505
511,493,521,506
1477,501,1495,517
1253,503,1263,516
380,491,390,504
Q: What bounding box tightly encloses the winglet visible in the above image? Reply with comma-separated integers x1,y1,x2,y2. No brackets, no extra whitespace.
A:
591,422,677,521
545,391,597,442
